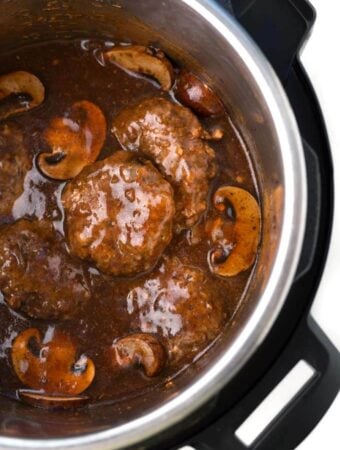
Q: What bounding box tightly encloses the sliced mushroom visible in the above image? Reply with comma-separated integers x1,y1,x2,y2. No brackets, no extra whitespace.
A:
105,45,174,91
38,100,106,180
18,390,89,410
112,333,166,377
11,328,95,395
208,186,261,277
0,71,45,120
174,70,224,117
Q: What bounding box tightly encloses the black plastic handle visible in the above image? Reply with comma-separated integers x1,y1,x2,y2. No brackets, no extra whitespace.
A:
185,317,340,450
224,0,316,84
294,140,321,280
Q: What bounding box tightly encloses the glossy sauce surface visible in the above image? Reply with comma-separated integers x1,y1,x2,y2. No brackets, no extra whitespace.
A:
0,39,258,405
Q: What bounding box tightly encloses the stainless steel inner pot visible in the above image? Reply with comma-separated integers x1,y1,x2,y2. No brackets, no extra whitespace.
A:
0,1,306,448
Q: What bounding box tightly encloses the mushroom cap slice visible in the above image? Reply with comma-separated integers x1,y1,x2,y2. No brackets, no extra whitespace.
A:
174,70,224,117
11,328,95,395
0,71,45,120
105,45,174,91
38,100,106,180
208,186,261,277
112,333,166,377
18,391,89,410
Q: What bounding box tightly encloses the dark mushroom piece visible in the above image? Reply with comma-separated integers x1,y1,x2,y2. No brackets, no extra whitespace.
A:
207,186,261,277
112,333,166,377
174,70,225,117
18,391,89,410
38,100,106,180
11,328,95,395
0,71,45,120
105,45,174,91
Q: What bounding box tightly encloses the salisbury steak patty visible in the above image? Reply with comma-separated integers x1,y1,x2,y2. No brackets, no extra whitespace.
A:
112,97,216,231
127,256,226,362
62,151,175,276
0,219,91,319
0,124,31,224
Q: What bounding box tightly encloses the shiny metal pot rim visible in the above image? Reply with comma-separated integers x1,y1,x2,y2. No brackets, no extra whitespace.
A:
0,0,307,448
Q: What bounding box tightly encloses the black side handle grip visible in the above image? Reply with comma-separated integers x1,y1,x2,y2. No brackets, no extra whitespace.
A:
295,140,321,280
185,317,340,450
216,0,316,83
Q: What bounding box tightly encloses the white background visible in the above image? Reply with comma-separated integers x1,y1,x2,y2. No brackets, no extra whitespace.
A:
297,0,340,448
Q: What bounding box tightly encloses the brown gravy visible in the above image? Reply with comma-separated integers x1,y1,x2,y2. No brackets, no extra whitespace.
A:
0,39,258,406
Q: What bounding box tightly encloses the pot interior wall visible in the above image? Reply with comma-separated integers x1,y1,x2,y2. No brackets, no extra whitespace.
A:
0,0,284,439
